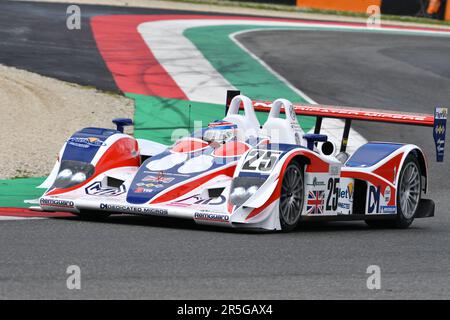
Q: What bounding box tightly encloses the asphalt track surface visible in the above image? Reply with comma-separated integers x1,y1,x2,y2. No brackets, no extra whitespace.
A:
1,1,450,299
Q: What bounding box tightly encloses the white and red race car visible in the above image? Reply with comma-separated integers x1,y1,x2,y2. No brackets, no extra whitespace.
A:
35,92,447,231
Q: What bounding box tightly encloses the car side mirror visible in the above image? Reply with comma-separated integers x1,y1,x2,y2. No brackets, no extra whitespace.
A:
112,118,133,133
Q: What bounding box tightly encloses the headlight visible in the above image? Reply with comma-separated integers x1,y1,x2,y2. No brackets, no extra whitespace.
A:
71,172,87,183
247,185,259,196
57,169,73,180
52,160,94,189
230,177,265,207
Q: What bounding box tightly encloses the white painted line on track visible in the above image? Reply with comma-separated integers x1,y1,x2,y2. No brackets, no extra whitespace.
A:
0,216,45,221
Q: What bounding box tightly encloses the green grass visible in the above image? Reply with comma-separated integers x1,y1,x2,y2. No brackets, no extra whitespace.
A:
164,0,450,26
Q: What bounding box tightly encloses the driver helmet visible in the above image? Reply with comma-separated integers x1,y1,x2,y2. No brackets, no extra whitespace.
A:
203,120,237,143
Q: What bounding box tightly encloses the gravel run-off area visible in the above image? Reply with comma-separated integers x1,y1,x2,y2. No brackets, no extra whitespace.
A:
0,64,133,179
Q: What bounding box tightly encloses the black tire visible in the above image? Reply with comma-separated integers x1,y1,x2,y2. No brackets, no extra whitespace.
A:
365,154,421,229
279,162,304,232
365,219,396,228
73,210,111,221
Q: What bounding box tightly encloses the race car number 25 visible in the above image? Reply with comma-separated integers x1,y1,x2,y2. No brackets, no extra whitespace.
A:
241,150,282,172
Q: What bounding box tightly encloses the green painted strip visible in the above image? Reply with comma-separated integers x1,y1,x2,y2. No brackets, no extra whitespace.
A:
183,25,316,131
0,177,45,208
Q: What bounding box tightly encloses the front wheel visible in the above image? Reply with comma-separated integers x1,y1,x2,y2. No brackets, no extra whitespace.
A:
279,162,304,232
365,154,421,229
395,154,421,228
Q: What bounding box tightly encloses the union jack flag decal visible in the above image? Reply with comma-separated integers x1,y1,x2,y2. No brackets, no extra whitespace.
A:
307,191,324,215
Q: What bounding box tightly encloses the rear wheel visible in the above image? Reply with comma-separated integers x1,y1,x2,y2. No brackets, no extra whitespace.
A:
73,210,111,221
365,154,421,229
279,162,304,232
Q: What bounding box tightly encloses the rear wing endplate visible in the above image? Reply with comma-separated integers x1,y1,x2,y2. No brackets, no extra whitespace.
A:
433,108,447,162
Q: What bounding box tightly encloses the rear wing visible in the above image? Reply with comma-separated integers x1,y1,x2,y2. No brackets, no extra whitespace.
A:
225,91,447,162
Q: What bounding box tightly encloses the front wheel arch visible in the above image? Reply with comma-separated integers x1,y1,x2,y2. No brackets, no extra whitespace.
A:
409,149,427,194
367,153,422,229
290,155,310,170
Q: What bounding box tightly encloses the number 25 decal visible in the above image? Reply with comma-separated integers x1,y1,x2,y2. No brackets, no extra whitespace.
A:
326,177,339,211
242,150,281,172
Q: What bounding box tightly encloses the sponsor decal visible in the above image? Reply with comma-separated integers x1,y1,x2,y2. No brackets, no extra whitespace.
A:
368,185,381,214
381,205,396,214
339,182,354,201
384,186,391,203
294,132,302,145
136,182,162,188
145,171,190,178
307,177,326,188
293,105,430,122
306,190,324,214
99,203,168,216
134,187,155,193
436,138,445,152
338,202,350,210
348,182,354,200
288,106,297,122
168,194,226,207
67,137,105,148
133,172,175,193
435,108,448,120
40,198,74,208
142,173,174,184
435,125,446,135
85,181,126,196
329,165,341,176
194,212,229,223
337,179,353,214
208,120,235,128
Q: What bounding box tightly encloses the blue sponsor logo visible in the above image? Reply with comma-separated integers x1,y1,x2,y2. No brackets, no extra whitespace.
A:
68,137,105,148
368,185,381,214
338,202,350,210
85,181,126,196
381,205,396,214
